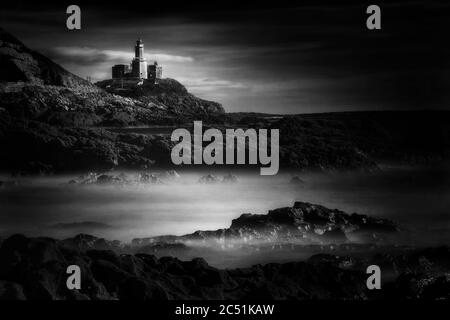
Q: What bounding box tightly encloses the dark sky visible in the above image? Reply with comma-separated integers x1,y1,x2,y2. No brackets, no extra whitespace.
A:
1,0,449,113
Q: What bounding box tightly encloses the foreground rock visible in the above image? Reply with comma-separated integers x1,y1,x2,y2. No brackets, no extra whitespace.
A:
0,234,448,300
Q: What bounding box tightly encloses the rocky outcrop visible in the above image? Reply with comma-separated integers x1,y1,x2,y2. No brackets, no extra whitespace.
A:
197,201,398,243
132,201,399,247
96,78,225,119
0,234,448,300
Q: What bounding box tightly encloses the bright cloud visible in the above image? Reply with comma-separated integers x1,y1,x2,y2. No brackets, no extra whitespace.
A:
52,46,194,64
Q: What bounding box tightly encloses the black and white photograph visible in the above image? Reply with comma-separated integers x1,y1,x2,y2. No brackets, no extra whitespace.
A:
0,0,449,316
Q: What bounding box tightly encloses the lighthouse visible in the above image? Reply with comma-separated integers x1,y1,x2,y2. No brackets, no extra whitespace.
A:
131,38,148,79
111,38,162,84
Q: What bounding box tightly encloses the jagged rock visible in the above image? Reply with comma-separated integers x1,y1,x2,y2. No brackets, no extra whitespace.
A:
0,234,448,300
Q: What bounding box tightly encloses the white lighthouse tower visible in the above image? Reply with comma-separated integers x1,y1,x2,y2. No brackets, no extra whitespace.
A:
131,38,148,79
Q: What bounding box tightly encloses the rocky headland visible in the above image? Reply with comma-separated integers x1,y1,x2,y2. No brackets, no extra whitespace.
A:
1,28,450,174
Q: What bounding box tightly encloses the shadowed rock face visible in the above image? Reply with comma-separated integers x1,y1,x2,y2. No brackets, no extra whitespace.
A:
0,234,448,300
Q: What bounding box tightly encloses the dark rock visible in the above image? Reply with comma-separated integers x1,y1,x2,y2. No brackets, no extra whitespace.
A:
119,277,168,300
90,259,129,295
0,234,448,300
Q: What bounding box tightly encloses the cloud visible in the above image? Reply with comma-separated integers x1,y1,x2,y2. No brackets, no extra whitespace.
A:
51,46,194,65
50,221,114,230
178,77,248,91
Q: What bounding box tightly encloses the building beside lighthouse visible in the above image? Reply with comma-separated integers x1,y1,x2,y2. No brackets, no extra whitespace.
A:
112,38,162,84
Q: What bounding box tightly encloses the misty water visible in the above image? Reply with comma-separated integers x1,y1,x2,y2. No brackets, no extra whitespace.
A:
1,166,449,244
